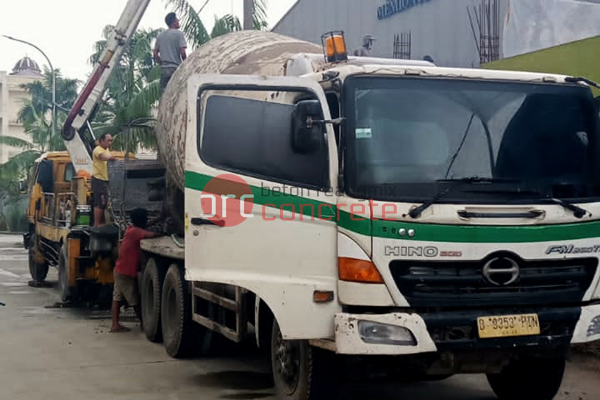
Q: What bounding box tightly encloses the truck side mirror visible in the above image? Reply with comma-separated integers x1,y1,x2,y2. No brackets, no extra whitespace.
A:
18,180,28,194
291,100,324,154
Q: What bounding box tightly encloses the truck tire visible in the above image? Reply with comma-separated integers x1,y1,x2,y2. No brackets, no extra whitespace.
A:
271,319,336,400
486,356,566,400
141,258,166,342
58,245,74,302
28,233,49,282
161,263,208,358
96,284,114,310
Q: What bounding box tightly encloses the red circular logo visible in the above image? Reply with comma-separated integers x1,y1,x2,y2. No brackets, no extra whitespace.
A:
200,174,254,227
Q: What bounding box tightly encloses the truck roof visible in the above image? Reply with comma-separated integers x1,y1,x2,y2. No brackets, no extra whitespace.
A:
285,52,589,88
286,53,435,76
34,151,71,163
321,64,589,87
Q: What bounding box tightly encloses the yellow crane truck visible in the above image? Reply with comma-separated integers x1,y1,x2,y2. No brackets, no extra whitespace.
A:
22,150,163,306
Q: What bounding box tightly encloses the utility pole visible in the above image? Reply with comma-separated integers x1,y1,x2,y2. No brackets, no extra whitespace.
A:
243,0,254,30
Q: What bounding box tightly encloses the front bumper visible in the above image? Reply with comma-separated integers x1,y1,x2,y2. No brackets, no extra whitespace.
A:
334,303,600,355
572,303,600,343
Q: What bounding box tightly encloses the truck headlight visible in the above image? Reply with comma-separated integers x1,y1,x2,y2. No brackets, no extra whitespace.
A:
587,315,600,337
358,321,417,346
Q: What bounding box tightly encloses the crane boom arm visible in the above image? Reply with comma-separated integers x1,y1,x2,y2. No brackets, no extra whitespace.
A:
61,0,152,175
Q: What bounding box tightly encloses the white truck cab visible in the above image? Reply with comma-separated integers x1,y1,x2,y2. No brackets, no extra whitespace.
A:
56,0,600,391
139,33,600,400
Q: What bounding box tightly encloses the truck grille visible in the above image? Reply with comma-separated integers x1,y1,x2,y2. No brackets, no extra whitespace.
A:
389,256,597,308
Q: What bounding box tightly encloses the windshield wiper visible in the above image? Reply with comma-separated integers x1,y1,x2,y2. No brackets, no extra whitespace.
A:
564,76,600,89
408,177,518,219
549,197,590,219
470,187,590,219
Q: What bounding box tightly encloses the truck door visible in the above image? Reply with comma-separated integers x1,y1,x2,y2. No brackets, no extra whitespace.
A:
185,74,341,339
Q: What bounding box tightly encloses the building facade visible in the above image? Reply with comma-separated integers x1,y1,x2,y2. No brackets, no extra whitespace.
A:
0,56,44,164
272,0,600,69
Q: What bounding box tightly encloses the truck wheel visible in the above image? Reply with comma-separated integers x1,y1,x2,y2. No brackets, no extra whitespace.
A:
161,263,207,358
58,245,74,302
28,233,49,282
486,356,566,400
141,258,165,342
96,284,114,310
271,319,336,400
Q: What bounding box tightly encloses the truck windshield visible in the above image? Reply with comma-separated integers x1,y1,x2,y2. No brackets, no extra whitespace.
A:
343,76,600,203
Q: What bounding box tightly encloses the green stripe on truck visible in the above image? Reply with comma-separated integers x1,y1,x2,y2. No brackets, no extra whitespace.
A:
372,219,600,243
185,171,600,243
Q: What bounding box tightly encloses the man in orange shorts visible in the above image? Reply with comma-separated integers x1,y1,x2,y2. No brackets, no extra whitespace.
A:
111,208,162,333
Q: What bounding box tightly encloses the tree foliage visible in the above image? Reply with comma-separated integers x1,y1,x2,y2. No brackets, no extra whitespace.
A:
0,0,271,231
0,68,77,179
163,0,269,47
88,27,162,152
89,0,271,152
0,68,78,231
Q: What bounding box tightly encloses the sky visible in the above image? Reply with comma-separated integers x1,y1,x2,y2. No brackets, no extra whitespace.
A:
0,0,297,82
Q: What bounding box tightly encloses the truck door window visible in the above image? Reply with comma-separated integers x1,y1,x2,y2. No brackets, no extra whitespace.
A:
37,160,54,194
64,163,75,182
326,92,341,146
199,91,329,190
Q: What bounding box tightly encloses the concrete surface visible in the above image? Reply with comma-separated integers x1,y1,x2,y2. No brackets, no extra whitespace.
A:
0,234,599,400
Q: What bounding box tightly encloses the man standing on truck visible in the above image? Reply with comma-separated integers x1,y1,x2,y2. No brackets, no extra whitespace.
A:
353,35,376,57
111,208,162,333
154,12,187,93
92,133,116,227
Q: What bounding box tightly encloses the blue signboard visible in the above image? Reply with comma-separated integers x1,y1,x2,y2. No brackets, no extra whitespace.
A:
377,0,433,20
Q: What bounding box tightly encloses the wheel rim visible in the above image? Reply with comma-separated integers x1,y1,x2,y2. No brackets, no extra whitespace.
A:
274,327,301,395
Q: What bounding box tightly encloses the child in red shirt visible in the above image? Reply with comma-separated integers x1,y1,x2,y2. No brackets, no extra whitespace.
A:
111,208,162,333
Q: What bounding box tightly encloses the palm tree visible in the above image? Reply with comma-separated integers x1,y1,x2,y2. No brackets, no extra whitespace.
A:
0,172,27,231
166,0,269,46
0,102,67,180
87,27,163,152
17,68,78,127
88,0,270,153
0,68,77,180
0,66,80,232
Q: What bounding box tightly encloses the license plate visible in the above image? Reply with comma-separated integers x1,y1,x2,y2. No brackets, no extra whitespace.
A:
477,314,540,339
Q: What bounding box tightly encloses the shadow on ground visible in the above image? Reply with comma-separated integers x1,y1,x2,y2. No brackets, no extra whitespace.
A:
191,370,274,399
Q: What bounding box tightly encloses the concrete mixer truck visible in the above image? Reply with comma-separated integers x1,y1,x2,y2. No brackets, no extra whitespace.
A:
59,1,600,399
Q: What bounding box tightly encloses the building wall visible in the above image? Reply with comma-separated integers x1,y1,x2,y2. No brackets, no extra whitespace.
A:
272,0,509,68
502,0,600,58
0,72,40,164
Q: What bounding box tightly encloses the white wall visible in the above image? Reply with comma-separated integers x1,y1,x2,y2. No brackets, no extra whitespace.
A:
503,0,600,58
272,0,509,68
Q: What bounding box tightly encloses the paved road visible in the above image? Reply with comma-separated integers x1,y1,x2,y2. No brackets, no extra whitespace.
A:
0,234,599,400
